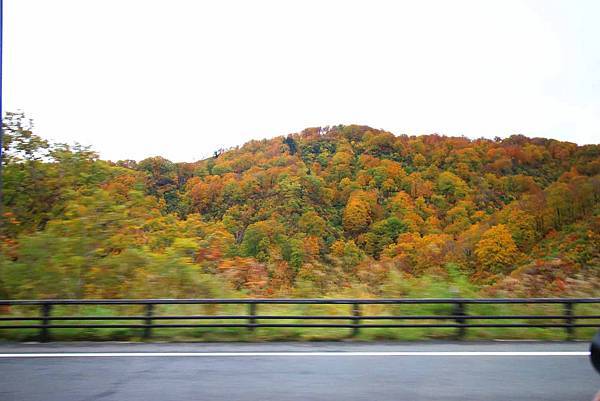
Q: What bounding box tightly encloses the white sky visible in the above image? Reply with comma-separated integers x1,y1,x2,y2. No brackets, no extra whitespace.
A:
3,0,600,161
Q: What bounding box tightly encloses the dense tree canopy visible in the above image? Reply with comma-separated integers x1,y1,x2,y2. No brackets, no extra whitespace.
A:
1,116,599,298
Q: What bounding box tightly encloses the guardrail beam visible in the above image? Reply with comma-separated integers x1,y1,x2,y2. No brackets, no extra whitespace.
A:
0,298,595,340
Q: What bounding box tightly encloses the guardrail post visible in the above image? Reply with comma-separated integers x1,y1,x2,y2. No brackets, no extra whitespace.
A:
564,302,574,341
40,303,52,342
248,303,257,332
454,302,467,340
143,303,154,339
351,303,361,337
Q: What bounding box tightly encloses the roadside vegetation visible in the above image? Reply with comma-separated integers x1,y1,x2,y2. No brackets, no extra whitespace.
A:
0,112,599,340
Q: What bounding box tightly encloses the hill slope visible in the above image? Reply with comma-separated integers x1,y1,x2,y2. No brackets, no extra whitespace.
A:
1,115,599,298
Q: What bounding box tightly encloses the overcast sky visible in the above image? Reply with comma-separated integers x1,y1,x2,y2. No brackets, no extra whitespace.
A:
3,0,600,161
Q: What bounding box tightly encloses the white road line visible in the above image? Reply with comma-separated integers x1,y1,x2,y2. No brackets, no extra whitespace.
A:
0,351,590,358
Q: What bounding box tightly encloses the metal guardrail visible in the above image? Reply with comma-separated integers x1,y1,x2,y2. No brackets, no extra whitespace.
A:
0,298,599,341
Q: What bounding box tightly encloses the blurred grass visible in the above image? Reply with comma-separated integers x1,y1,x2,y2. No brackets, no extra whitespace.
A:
0,302,598,342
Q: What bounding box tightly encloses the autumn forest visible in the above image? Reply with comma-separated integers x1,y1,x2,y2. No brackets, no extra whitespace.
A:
1,112,599,300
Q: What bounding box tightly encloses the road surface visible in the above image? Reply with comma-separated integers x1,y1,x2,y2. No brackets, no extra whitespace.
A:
0,342,598,401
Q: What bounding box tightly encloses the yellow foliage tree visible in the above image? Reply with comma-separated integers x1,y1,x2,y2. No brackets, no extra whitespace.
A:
474,224,519,274
342,198,371,235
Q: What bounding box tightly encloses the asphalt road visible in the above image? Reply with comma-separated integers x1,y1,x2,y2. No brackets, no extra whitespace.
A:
0,342,598,401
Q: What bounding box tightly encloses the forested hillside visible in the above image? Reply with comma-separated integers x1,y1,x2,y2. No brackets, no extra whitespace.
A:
1,112,599,299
